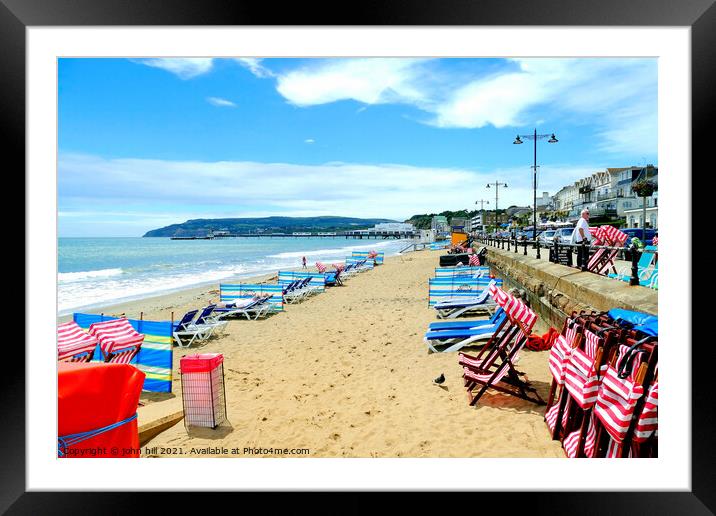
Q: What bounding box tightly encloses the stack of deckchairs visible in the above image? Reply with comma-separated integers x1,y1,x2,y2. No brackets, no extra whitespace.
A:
429,267,502,319
543,309,658,458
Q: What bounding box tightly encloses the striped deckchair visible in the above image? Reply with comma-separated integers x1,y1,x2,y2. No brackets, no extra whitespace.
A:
315,261,327,273
631,377,658,457
57,321,99,362
219,284,284,313
587,225,628,275
88,318,144,364
589,343,649,458
434,266,489,277
559,329,605,458
352,251,384,265
543,321,582,439
459,290,545,407
468,254,480,266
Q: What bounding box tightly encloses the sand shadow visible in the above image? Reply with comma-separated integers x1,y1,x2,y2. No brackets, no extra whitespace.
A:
140,391,176,404
467,379,553,416
185,421,235,440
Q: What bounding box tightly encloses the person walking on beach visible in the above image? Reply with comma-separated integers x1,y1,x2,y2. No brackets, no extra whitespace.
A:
302,256,307,269
572,208,592,269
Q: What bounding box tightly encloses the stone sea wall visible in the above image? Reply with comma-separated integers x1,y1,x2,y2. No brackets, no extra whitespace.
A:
486,247,657,330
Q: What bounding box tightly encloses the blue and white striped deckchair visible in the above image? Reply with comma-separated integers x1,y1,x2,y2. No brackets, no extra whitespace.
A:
434,266,489,277
428,278,500,312
278,271,326,294
430,277,499,287
424,308,508,353
219,284,284,313
73,313,174,393
352,251,384,265
345,258,374,271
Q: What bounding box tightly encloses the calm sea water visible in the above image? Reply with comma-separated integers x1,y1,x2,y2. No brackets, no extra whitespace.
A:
58,237,413,315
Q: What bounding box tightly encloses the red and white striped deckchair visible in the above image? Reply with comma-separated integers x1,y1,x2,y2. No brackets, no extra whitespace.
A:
589,344,648,458
560,329,605,458
468,254,480,266
57,321,99,362
587,225,628,275
88,319,144,364
331,263,345,272
544,330,581,437
315,261,327,273
460,294,545,406
631,376,658,457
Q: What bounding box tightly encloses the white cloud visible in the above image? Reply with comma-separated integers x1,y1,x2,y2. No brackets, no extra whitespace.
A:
134,58,214,79
207,96,236,107
271,57,657,156
235,58,275,78
58,153,606,236
275,58,432,107
304,139,315,144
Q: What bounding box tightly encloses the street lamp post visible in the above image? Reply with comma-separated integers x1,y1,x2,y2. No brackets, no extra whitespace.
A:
513,129,558,241
486,182,507,234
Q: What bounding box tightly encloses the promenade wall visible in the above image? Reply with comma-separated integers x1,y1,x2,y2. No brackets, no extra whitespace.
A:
486,247,658,330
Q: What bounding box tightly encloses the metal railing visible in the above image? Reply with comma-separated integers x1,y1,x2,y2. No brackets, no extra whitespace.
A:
474,235,657,287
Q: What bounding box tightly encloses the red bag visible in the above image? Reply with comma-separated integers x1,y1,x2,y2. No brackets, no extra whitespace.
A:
58,362,145,458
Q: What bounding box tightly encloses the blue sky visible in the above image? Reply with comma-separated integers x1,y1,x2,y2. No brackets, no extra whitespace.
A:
58,57,658,236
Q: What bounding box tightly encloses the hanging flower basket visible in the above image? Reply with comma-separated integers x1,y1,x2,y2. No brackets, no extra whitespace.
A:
632,180,657,197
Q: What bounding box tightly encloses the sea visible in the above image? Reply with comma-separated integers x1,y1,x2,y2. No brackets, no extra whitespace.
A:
58,237,415,315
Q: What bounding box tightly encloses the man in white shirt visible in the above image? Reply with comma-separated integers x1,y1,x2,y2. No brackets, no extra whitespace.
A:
572,208,592,269
572,209,592,244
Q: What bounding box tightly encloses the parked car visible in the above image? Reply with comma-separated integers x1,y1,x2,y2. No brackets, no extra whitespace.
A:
621,228,657,260
552,227,575,245
537,230,556,245
621,228,656,246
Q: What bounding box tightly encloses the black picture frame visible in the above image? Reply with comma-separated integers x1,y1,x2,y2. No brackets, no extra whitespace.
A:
5,0,709,512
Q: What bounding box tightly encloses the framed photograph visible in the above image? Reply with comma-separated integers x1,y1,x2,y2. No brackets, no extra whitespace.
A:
8,0,709,510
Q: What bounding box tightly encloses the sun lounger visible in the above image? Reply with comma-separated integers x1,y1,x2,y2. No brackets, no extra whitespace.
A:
212,295,273,320
432,280,498,319
88,318,144,364
424,309,508,353
172,309,212,348
191,304,228,336
57,321,99,362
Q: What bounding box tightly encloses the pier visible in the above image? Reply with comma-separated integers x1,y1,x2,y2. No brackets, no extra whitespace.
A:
171,230,420,240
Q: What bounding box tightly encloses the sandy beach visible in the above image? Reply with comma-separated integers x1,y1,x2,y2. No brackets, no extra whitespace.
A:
98,249,567,458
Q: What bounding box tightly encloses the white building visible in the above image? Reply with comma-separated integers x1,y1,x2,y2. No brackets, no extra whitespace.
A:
372,222,415,232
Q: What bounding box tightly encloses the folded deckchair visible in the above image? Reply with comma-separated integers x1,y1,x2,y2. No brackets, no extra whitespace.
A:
88,318,144,364
57,321,99,362
459,292,546,407
558,328,608,457
587,225,628,275
424,309,507,353
172,309,211,348
581,342,650,458
544,318,582,440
